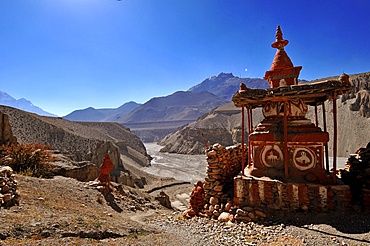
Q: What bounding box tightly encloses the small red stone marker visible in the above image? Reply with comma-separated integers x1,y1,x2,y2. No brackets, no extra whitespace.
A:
98,154,114,189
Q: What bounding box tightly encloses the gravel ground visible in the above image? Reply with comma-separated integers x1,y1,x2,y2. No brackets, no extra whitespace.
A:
1,174,370,245
146,211,370,246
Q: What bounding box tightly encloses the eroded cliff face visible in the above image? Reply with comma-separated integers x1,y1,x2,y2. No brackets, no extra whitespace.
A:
158,103,264,155
159,127,233,155
87,140,125,174
350,90,370,117
0,112,17,145
343,72,370,118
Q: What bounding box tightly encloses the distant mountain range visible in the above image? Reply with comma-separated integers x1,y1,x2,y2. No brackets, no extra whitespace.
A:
63,101,141,122
117,73,267,141
116,91,227,123
0,72,314,142
64,73,265,123
62,72,267,142
117,90,228,141
188,72,269,100
0,91,56,117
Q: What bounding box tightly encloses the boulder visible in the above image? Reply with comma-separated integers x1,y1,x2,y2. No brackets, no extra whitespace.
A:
54,162,99,182
114,171,147,188
51,154,99,182
0,166,13,177
209,196,219,206
224,202,232,211
155,191,172,209
255,210,267,218
218,212,233,222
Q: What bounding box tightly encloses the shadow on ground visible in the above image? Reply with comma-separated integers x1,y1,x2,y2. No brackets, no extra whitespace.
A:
265,210,370,244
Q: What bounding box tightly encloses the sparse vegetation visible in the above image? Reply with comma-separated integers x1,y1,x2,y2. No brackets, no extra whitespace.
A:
0,143,55,178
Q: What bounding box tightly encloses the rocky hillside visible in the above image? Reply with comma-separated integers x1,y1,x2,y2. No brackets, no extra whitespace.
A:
159,72,370,156
343,72,370,117
0,105,152,186
158,103,264,154
63,101,141,122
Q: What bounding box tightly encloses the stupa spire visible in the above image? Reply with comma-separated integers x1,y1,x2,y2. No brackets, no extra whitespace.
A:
272,25,289,50
264,26,302,88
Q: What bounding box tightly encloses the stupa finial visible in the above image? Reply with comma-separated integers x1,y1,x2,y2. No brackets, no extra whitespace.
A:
264,26,302,88
272,25,289,50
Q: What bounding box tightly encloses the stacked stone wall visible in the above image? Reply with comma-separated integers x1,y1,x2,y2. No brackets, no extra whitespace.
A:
0,166,19,207
234,176,357,213
190,142,370,223
204,143,245,204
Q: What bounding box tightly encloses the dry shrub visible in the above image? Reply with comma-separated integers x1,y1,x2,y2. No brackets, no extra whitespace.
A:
0,143,56,177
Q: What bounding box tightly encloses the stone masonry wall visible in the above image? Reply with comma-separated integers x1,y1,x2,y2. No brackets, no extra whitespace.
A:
234,176,355,213
204,143,245,204
201,143,370,223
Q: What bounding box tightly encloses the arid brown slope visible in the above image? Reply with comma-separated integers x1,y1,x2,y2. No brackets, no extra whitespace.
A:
2,174,370,245
0,105,151,168
159,103,263,154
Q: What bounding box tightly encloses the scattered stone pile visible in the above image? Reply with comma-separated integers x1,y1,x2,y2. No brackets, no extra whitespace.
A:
184,187,267,223
340,141,370,211
203,143,245,204
202,196,267,223
0,166,19,208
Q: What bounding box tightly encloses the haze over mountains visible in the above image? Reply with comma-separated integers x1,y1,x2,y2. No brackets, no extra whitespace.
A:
63,73,264,122
63,73,266,141
64,101,141,122
0,91,56,117
1,72,264,141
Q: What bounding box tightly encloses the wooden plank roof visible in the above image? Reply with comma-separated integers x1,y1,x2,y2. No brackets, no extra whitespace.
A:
232,80,353,108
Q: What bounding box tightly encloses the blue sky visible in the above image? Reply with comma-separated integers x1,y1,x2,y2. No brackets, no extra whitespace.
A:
0,0,369,116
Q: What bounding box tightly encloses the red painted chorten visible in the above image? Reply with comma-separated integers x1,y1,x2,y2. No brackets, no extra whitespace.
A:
232,26,352,184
